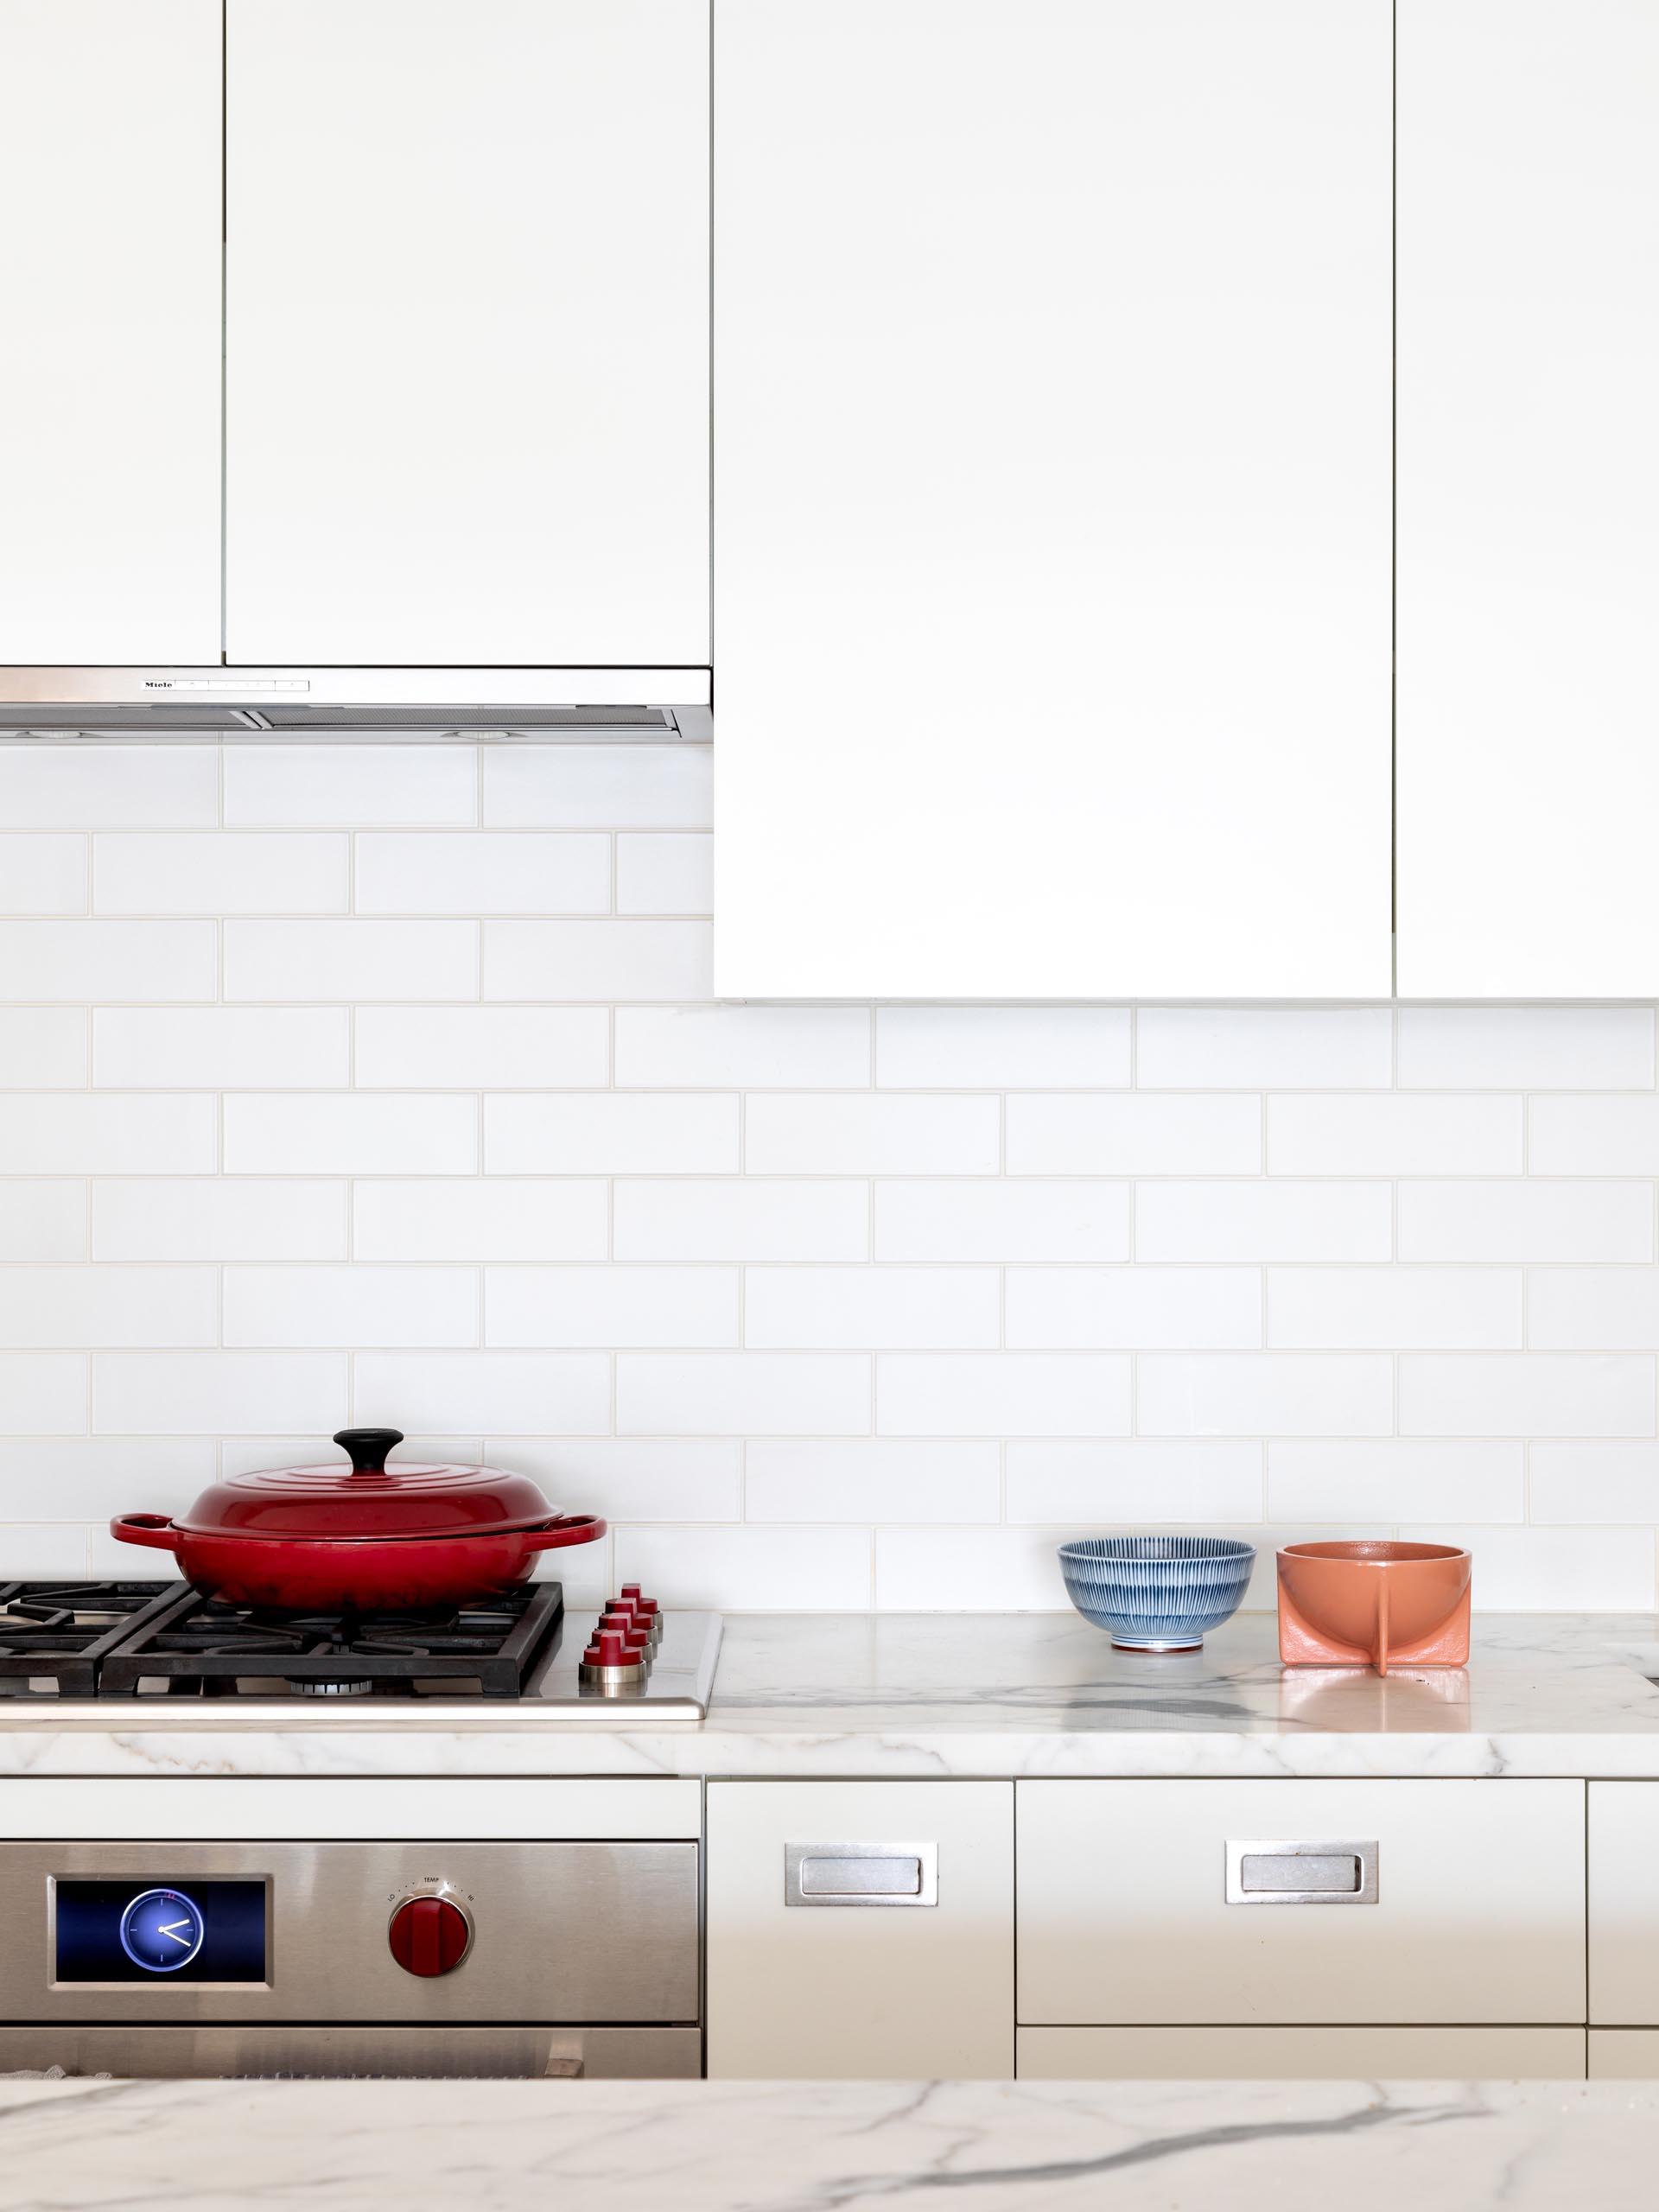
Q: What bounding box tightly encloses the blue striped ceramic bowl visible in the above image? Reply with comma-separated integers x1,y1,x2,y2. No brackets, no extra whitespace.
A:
1058,1535,1256,1651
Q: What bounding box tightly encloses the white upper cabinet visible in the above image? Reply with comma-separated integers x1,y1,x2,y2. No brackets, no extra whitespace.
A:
1397,1,1659,998
0,0,222,664
714,0,1392,1000
224,0,710,669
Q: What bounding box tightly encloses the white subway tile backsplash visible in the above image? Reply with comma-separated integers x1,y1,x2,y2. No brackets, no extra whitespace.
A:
1268,1268,1522,1350
615,1179,868,1262
224,1266,480,1349
876,1180,1129,1262
877,1353,1131,1438
93,1179,347,1262
616,1524,870,1610
486,1267,738,1349
224,1094,476,1176
877,1006,1130,1089
1005,1441,1263,1524
745,1093,1000,1175
1136,1007,1392,1089
0,920,215,1001
357,834,611,916
1397,1180,1653,1262
92,833,348,915
0,1352,86,1434
746,1440,1001,1524
0,1095,216,1174
354,1352,611,1436
483,745,711,830
1529,1443,1659,1525
617,1005,870,1088
616,834,712,914
618,1352,870,1436
486,1093,736,1173
0,834,86,914
226,920,478,1002
93,1352,346,1434
1398,1354,1655,1436
1006,1268,1261,1350
1139,1354,1395,1436
1136,1181,1391,1262
1267,1093,1522,1176
223,746,476,828
353,1180,607,1263
0,1184,86,1263
93,1008,349,1090
0,746,216,829
484,920,710,1001
745,1268,1000,1350
0,1268,216,1349
1529,1095,1659,1175
1007,1093,1260,1175
1528,1268,1659,1351
356,1007,608,1090
0,1008,88,1088
1397,1005,1656,1089
1267,1440,1524,1522
493,1439,741,1522
0,739,1656,1612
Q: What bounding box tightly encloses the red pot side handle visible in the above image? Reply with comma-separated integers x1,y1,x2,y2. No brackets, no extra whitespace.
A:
520,1513,607,1551
111,1513,184,1554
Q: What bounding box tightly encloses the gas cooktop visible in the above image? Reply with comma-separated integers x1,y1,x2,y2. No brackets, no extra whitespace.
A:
0,1581,721,1719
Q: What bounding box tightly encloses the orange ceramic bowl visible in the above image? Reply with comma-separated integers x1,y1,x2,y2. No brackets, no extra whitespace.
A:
1276,1540,1471,1675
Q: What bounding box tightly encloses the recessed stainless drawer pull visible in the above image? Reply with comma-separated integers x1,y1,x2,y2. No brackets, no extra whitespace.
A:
1225,1840,1379,1905
784,1841,938,1908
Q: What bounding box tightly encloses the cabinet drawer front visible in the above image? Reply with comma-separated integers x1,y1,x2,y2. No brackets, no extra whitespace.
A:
1589,2032,1659,2080
1020,2026,1586,2082
1588,1783,1659,2023
707,1782,1013,2079
1018,1781,1584,2025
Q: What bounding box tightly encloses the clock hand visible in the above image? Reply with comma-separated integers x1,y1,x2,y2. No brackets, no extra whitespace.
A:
157,1919,194,1943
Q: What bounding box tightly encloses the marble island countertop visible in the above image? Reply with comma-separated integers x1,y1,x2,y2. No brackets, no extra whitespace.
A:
6,1611,1659,1780
0,2075,1653,2212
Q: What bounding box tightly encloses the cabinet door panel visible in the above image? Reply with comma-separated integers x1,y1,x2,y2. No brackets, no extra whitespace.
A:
715,0,1391,999
1588,1784,1659,2024
1018,1781,1586,2025
707,1781,1013,2078
1397,0,1659,995
0,0,221,663
1020,2027,1586,2081
226,0,709,666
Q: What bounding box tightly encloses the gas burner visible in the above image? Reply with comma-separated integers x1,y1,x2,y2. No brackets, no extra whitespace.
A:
97,1584,566,1700
0,1583,182,1699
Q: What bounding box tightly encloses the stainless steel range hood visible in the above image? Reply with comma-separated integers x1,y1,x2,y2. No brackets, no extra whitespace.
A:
0,668,713,741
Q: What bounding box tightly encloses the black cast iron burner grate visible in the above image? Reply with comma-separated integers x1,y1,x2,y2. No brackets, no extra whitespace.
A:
96,1581,565,1700
0,1581,185,1698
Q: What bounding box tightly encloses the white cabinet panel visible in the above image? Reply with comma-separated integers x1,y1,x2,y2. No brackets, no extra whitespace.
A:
226,0,709,667
1020,2027,1586,2082
0,0,221,663
715,0,1391,1000
1589,1784,1659,2024
1397,1,1659,996
707,1782,1013,2078
1018,1781,1585,2025
1590,2032,1659,2080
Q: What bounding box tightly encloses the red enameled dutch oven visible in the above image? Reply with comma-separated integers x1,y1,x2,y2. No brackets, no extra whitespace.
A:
111,1427,606,1611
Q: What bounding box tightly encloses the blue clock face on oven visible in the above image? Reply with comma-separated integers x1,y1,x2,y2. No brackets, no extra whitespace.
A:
118,1888,206,1973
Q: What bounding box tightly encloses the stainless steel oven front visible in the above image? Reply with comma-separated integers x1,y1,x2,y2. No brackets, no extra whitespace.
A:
0,1840,701,2079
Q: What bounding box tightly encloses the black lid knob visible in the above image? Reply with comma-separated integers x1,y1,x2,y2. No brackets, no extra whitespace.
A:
334,1427,404,1475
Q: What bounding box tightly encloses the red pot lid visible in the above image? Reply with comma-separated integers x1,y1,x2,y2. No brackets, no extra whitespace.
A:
174,1429,558,1542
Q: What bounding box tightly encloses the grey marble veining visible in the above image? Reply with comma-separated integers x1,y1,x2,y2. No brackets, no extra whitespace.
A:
0,2075,1652,2212
3,1611,1659,1780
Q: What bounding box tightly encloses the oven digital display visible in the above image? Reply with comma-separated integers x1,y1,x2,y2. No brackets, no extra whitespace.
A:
54,1879,266,1983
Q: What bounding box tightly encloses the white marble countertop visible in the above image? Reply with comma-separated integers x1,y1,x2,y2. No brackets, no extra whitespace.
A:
0,2075,1652,2211
7,1611,1659,1780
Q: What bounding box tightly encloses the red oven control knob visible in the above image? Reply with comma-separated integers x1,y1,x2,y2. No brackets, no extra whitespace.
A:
388,1894,471,1977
